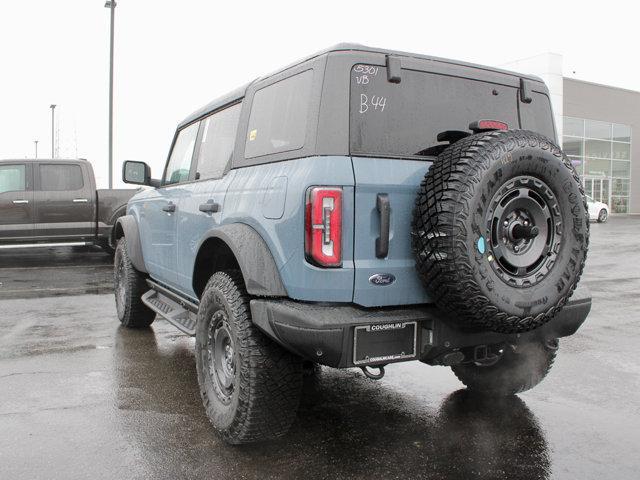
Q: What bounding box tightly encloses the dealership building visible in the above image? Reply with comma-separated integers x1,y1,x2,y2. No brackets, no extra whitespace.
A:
504,54,639,214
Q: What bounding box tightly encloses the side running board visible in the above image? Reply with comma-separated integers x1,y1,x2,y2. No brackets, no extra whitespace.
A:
141,281,198,336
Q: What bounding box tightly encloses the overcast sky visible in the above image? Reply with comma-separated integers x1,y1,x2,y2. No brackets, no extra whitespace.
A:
1,0,637,187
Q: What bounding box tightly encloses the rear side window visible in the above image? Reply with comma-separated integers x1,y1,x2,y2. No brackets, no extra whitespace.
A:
350,65,520,157
245,70,313,158
196,103,242,179
0,164,26,194
40,164,84,191
164,122,199,185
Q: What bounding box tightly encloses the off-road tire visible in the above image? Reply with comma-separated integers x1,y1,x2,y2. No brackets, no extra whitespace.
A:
451,339,558,395
114,237,155,328
412,130,589,333
195,271,303,444
597,208,608,223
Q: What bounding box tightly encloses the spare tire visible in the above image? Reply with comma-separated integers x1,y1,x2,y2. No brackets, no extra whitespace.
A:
412,130,588,333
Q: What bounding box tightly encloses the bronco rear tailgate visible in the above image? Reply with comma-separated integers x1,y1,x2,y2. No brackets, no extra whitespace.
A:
349,57,553,307
351,157,432,307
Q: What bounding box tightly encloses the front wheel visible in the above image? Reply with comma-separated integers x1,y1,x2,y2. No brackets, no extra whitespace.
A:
597,208,608,223
451,339,558,395
195,271,303,444
114,237,155,328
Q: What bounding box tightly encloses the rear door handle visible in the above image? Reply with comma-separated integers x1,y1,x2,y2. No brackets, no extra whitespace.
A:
199,200,220,214
162,203,176,213
12,199,29,204
73,198,88,203
375,193,390,258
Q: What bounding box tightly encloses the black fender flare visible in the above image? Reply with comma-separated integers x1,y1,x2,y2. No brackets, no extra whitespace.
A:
196,223,286,297
114,215,147,273
108,204,129,248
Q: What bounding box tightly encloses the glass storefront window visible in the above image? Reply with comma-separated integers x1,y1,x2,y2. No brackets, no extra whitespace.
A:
583,179,593,198
612,161,631,178
584,158,611,176
611,196,628,214
612,178,630,196
612,142,630,160
585,119,612,140
585,139,611,159
613,124,631,143
564,117,584,137
563,137,583,157
563,116,631,214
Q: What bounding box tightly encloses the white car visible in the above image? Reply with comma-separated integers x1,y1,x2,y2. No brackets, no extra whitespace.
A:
586,195,609,222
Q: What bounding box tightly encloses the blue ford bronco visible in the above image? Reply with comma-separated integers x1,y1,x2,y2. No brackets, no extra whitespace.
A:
114,44,591,444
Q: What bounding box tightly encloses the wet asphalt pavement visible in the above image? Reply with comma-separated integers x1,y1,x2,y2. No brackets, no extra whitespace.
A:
1,218,639,480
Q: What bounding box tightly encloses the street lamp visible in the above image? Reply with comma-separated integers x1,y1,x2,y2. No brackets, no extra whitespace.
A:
50,104,56,158
34,140,39,159
105,0,116,188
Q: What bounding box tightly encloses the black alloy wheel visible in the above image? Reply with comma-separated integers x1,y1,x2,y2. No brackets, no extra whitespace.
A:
486,176,561,288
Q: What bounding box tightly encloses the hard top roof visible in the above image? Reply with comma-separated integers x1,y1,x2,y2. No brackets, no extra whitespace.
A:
178,43,544,129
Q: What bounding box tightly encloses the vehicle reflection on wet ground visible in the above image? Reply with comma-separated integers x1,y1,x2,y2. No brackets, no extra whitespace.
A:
1,217,639,479
0,245,112,299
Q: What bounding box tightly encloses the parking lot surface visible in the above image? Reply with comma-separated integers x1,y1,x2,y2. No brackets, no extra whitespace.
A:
1,218,639,480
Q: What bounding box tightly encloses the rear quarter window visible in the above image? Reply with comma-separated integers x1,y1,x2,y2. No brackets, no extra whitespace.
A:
244,70,314,159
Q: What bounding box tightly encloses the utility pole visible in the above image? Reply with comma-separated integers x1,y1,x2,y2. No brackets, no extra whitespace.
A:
105,0,116,188
34,140,39,159
50,104,56,158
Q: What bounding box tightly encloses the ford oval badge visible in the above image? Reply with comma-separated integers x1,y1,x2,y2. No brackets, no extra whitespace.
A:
369,273,396,286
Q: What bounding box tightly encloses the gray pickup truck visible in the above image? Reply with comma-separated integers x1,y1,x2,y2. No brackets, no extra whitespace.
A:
0,158,137,253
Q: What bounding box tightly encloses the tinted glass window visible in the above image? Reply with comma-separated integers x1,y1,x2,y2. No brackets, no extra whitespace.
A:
40,164,84,191
245,70,313,158
350,66,520,157
0,164,26,194
164,122,199,185
196,103,242,179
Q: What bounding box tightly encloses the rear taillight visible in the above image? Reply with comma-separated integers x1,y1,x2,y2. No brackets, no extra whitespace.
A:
305,186,342,267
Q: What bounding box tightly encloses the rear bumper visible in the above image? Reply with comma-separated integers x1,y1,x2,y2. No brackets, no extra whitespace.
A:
250,285,592,368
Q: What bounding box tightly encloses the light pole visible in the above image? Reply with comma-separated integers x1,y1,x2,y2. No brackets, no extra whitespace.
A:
105,0,116,188
50,104,56,158
34,140,39,159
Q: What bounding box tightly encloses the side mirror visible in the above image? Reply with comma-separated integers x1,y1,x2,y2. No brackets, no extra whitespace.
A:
122,161,156,186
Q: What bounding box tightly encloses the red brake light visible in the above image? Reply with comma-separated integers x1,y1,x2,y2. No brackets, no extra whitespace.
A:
305,187,342,267
469,120,509,132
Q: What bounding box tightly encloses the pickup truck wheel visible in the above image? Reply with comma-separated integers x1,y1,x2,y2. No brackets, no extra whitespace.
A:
451,339,558,395
114,238,155,328
412,130,589,333
195,271,303,444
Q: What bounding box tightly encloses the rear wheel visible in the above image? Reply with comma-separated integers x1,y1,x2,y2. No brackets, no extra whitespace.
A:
451,339,558,395
114,237,155,328
597,208,608,223
195,271,303,444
